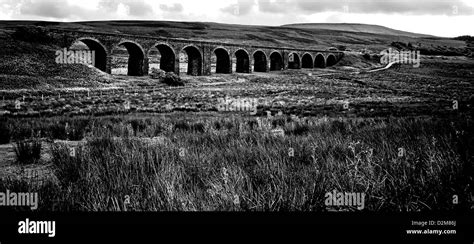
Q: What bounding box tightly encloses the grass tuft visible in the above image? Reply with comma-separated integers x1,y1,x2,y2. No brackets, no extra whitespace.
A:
14,138,42,165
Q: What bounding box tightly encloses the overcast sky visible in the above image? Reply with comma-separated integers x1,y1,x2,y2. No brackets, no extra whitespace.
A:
0,0,473,37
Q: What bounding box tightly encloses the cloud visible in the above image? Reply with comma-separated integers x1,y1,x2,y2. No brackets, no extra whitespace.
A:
99,0,153,17
159,3,183,12
221,0,255,16
125,0,153,16
295,0,474,16
98,0,119,12
257,0,292,14
1,0,473,36
20,0,74,18
15,0,154,19
220,0,474,16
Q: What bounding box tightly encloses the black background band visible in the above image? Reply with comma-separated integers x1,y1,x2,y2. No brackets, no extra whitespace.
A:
0,211,472,243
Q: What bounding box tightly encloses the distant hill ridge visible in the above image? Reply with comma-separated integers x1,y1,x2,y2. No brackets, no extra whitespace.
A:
0,20,466,55
282,23,434,38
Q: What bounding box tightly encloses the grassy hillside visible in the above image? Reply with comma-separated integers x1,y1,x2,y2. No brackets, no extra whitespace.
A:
0,26,112,89
0,20,468,54
282,23,433,38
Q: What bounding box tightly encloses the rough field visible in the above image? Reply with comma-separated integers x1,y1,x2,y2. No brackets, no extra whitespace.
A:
0,56,473,212
1,57,473,118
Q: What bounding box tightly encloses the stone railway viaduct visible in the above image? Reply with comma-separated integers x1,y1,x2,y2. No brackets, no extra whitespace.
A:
50,29,344,77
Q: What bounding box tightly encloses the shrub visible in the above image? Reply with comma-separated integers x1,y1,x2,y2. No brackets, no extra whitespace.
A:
391,41,408,50
150,68,166,79
371,54,382,63
129,119,149,136
162,72,184,86
337,45,347,51
12,26,54,44
285,123,310,136
0,120,11,144
150,69,184,86
14,139,42,165
51,144,83,185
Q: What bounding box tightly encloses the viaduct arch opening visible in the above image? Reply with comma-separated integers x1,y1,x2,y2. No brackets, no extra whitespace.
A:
288,53,300,69
301,53,313,68
117,41,145,76
234,49,250,73
253,50,267,72
326,54,337,67
149,44,176,73
315,54,326,68
213,48,231,74
181,45,202,76
270,52,283,71
73,38,107,72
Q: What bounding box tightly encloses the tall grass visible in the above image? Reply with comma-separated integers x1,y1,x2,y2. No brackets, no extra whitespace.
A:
14,139,42,165
0,114,471,211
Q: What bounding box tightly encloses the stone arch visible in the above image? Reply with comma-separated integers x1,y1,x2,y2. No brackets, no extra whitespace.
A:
301,53,313,68
213,47,231,74
326,54,337,67
314,53,326,68
270,51,284,71
288,52,300,69
149,43,176,73
115,40,145,76
181,45,202,76
234,49,250,73
253,50,267,72
74,37,108,72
